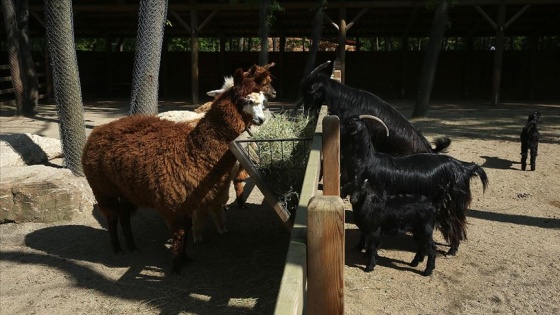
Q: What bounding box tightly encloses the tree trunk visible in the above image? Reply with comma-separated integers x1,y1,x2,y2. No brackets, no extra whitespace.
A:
44,0,87,176
259,0,271,65
129,0,168,115
412,0,449,118
16,0,39,116
302,1,325,79
1,0,24,116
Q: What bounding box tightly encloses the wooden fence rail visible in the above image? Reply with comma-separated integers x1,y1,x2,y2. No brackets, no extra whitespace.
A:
274,106,345,314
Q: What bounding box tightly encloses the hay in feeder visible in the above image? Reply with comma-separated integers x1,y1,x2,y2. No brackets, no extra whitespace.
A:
249,112,315,211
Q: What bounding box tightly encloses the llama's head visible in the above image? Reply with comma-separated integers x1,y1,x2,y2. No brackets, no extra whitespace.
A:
300,61,332,114
233,68,268,126
207,62,276,100
247,62,276,100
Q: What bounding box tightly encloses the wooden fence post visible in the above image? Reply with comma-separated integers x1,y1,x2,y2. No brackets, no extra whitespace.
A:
307,115,344,315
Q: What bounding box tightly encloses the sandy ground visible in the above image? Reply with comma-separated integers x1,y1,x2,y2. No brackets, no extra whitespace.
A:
1,99,559,315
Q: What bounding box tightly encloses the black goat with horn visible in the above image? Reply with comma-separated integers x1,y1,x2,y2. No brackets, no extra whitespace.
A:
300,60,450,156
341,115,489,256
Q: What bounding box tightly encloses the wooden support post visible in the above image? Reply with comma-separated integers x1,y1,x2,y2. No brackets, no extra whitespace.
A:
190,8,199,105
307,114,344,315
490,4,506,105
322,116,340,196
307,195,345,315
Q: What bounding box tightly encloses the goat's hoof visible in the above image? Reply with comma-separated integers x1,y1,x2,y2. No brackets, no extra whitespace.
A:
410,260,419,267
445,247,457,256
364,266,375,272
423,269,434,277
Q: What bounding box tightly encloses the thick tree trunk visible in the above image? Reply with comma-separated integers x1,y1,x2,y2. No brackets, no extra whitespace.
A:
303,1,325,79
412,0,449,118
44,0,87,176
259,0,271,66
16,0,39,116
129,0,168,115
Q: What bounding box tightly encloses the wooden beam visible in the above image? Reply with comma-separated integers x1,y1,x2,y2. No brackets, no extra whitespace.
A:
322,116,340,196
29,1,560,12
346,8,368,31
475,5,497,30
197,10,219,32
505,4,531,29
170,11,191,33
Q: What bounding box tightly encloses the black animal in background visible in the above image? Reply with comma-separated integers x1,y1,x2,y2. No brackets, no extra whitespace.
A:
349,179,446,276
340,116,489,256
520,111,540,171
300,61,450,156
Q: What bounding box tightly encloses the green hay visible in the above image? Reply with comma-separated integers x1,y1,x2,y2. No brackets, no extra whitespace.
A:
249,112,316,212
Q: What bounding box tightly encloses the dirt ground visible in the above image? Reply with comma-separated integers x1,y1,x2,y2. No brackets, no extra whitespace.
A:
1,99,559,315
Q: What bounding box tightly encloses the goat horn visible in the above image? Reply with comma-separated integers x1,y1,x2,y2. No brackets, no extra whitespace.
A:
359,115,390,137
307,60,332,78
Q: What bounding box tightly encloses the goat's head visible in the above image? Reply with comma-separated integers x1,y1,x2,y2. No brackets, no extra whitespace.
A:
349,178,373,205
341,115,390,139
233,68,268,126
527,111,541,123
300,61,332,114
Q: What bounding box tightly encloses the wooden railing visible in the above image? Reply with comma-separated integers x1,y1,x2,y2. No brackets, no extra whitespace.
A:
0,62,49,107
274,105,345,314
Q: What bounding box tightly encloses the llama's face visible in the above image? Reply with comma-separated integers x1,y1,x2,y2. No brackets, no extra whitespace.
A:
242,92,266,126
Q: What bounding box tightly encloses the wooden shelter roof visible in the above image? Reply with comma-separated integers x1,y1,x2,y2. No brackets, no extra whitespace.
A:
4,0,560,40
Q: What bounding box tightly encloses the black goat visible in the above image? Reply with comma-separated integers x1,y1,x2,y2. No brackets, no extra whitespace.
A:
340,116,489,256
520,111,540,171
301,61,450,156
349,179,445,276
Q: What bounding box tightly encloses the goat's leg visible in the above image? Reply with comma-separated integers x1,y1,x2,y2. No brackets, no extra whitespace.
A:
423,238,436,276
355,233,366,251
365,234,380,272
530,142,538,171
521,142,528,170
521,152,528,170
120,201,137,251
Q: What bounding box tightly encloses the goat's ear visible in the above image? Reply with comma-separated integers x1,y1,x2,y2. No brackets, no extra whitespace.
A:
263,62,275,70
233,68,245,86
310,82,322,94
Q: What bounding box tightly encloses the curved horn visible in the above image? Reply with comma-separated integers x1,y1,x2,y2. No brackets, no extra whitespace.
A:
306,60,332,79
359,115,390,137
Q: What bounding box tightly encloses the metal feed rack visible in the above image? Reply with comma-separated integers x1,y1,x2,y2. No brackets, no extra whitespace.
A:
229,131,312,224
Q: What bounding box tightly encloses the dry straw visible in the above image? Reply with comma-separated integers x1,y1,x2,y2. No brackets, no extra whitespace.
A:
249,111,315,212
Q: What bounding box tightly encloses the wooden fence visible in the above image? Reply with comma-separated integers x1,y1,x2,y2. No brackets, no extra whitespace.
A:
0,62,49,108
274,105,345,314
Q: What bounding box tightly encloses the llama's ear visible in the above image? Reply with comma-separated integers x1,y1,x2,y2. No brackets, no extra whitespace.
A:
233,68,245,86
206,89,224,97
247,64,258,76
254,69,270,86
